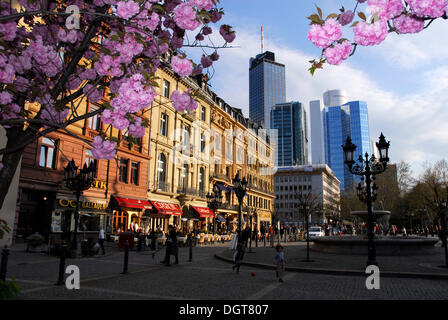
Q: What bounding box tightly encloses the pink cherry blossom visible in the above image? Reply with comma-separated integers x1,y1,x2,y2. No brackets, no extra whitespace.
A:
324,41,352,65
219,25,236,43
92,136,116,160
116,0,140,19
339,10,354,26
367,0,404,20
392,14,424,34
0,91,12,105
171,56,193,77
171,90,198,112
173,3,201,31
201,55,213,68
83,84,104,102
407,0,448,18
128,117,145,138
190,0,214,10
353,19,388,46
307,18,342,48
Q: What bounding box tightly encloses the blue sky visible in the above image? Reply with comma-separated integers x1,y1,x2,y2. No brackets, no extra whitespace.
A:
190,0,448,178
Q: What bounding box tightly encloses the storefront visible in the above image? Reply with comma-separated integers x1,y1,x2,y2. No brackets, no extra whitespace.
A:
191,206,214,233
109,195,153,234
50,195,109,244
147,200,183,233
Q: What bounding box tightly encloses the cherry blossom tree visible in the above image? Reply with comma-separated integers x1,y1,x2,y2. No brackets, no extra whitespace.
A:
307,0,448,74
0,0,235,210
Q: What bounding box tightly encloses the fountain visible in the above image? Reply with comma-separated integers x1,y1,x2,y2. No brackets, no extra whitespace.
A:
312,210,439,256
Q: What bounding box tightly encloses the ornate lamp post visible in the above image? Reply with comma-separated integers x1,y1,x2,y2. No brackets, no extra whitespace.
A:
342,133,390,267
302,202,312,262
206,184,223,236
63,159,96,257
248,207,256,253
233,173,248,243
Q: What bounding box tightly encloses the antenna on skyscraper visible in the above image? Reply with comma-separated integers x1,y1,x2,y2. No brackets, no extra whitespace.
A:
261,26,264,54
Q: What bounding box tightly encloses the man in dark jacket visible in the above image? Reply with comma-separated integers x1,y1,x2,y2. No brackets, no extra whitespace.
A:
161,225,179,266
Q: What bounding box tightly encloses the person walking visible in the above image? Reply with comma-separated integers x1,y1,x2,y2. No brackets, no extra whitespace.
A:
161,225,179,266
98,226,106,255
274,244,287,282
232,241,246,273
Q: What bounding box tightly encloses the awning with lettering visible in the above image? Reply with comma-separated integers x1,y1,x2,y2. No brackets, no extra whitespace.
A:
150,201,182,215
216,215,226,223
112,196,153,210
192,206,214,218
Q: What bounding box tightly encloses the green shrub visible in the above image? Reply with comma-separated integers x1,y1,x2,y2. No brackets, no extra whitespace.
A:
0,278,20,300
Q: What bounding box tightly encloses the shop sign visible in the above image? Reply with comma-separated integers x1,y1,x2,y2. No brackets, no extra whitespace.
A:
58,198,107,211
91,180,107,190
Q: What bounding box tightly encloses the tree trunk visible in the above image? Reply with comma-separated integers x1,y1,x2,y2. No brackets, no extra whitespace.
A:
0,127,27,211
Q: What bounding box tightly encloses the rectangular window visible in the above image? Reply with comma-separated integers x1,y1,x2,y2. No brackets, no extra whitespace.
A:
160,112,169,136
130,162,139,185
200,133,205,153
119,158,129,183
88,106,101,131
163,80,170,98
201,106,206,121
85,149,98,177
39,137,57,169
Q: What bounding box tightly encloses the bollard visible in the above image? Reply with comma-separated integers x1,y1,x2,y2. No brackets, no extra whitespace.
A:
137,236,143,252
1,245,10,282
188,234,193,262
122,240,129,274
255,234,258,248
55,243,67,285
264,235,266,247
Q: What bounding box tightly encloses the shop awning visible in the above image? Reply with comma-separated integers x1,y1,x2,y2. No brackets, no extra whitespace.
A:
217,215,226,223
216,183,229,192
192,206,214,218
112,196,152,210
150,201,182,215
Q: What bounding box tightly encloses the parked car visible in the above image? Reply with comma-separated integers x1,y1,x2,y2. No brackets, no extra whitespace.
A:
308,226,325,237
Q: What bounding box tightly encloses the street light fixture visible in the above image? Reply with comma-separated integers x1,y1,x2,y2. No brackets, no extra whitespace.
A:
63,159,96,257
342,133,390,267
206,184,223,236
233,173,248,244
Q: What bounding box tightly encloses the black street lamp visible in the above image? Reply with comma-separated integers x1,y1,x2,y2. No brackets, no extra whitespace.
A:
63,159,96,257
206,184,223,236
302,203,312,262
233,173,248,243
248,207,256,253
342,133,390,267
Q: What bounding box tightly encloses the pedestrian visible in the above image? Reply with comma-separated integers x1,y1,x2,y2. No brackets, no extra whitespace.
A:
402,226,407,237
274,244,287,282
232,241,246,273
161,225,179,266
98,226,106,255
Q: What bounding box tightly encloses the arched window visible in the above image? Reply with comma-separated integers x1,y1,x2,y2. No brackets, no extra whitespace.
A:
157,153,166,189
199,167,205,192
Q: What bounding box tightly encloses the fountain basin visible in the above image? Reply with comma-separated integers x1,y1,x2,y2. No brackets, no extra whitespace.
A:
312,236,439,256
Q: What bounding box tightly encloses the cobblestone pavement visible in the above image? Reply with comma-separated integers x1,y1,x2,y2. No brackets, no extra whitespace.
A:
4,241,448,300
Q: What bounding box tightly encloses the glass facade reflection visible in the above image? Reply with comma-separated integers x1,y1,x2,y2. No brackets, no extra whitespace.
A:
249,51,286,129
323,101,370,190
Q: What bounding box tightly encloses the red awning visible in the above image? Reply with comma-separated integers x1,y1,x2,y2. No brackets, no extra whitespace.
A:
112,196,153,210
192,206,214,218
151,201,182,216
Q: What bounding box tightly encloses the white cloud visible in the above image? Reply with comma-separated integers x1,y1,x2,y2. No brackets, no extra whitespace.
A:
207,28,448,177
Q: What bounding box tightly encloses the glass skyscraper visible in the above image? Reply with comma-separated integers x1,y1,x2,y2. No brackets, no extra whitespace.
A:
271,102,308,167
249,51,286,129
323,101,370,190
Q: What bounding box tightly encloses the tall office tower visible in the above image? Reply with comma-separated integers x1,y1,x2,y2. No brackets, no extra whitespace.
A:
323,101,371,190
249,51,286,129
310,99,325,164
271,102,308,167
323,89,348,107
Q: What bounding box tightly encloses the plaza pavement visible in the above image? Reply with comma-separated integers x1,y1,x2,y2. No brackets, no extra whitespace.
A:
3,239,448,300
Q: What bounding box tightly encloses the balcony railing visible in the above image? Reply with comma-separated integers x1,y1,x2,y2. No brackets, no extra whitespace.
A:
157,181,171,193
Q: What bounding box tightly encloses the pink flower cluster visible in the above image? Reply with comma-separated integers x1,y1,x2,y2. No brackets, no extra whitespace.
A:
339,10,355,26
219,25,236,43
407,0,448,18
0,21,17,41
83,84,104,103
173,2,201,31
353,19,388,46
25,36,62,77
58,29,78,43
92,136,116,160
102,74,156,131
367,0,404,19
307,18,343,48
116,0,140,19
171,56,193,77
392,14,424,34
323,41,352,65
190,0,214,10
171,90,198,112
128,117,145,138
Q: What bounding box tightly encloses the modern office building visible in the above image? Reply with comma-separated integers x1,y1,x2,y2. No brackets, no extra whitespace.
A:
323,89,348,108
310,99,325,165
323,100,371,190
249,51,286,129
271,102,308,167
274,164,340,225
